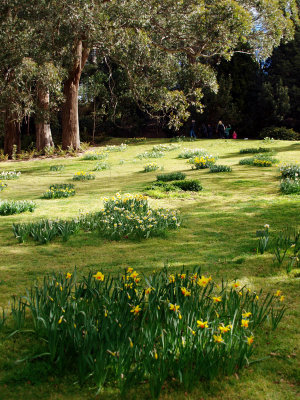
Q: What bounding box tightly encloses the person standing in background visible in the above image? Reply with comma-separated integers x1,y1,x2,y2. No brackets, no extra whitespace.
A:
207,123,213,138
225,124,232,139
217,121,225,138
190,120,197,139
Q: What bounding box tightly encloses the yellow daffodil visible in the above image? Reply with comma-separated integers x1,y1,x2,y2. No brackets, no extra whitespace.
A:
181,287,191,297
232,281,241,289
93,271,104,281
197,320,208,329
213,334,224,343
169,274,175,283
169,303,180,312
242,312,252,318
130,305,142,315
66,272,72,279
212,296,222,303
241,319,249,328
247,336,254,345
279,295,285,302
275,290,282,297
218,324,232,333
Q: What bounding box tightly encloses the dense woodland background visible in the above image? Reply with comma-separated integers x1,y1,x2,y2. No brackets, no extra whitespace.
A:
0,1,299,156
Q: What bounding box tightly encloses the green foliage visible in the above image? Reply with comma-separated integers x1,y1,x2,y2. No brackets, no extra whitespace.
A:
239,154,277,166
239,147,269,154
8,267,286,397
279,164,300,180
178,148,211,159
0,170,21,180
103,144,127,152
259,127,300,141
173,180,203,192
49,165,65,171
143,162,160,172
72,172,95,181
0,181,7,191
42,184,75,199
93,162,110,171
124,137,147,144
0,200,36,216
81,151,107,161
280,178,300,194
156,172,186,182
12,193,180,244
137,151,165,159
209,165,232,173
152,144,180,152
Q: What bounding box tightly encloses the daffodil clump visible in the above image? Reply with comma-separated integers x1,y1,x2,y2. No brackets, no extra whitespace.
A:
103,143,127,152
42,184,76,199
253,159,272,167
0,200,36,216
178,148,211,159
49,164,65,171
13,193,180,243
0,170,21,180
72,171,95,180
7,268,286,399
137,150,165,159
152,143,180,152
0,180,7,191
188,155,216,169
81,151,108,160
279,163,300,195
143,162,160,172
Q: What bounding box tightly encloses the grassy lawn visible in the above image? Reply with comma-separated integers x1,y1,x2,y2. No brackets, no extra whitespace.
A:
0,139,299,400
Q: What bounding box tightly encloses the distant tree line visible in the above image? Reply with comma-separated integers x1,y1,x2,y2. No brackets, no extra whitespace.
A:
0,1,299,157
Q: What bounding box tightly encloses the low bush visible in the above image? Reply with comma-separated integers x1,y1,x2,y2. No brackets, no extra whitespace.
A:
93,162,110,171
259,126,300,141
7,267,286,398
81,151,107,160
12,193,180,243
0,170,21,180
49,165,65,171
0,200,36,216
156,172,186,182
209,165,232,173
279,163,300,180
124,137,147,144
143,162,160,172
280,178,300,195
103,143,127,152
188,155,216,169
42,184,75,199
72,172,95,181
239,147,269,154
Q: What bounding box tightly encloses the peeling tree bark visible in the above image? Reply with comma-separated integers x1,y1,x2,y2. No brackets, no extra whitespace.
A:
62,40,90,150
36,87,54,151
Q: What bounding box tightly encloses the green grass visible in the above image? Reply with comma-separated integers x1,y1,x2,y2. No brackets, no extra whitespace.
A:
0,138,299,400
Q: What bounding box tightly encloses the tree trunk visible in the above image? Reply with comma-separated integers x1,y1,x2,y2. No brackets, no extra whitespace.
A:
36,87,54,151
62,40,90,150
4,111,20,158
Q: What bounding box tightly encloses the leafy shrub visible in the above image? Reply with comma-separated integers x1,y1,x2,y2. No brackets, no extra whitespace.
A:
49,165,65,171
9,267,286,397
209,165,232,173
188,155,216,169
13,193,180,243
173,179,202,191
81,151,107,160
279,163,300,180
143,162,160,172
178,148,211,159
280,178,300,194
239,147,269,154
262,137,275,144
137,150,165,159
0,181,7,191
72,172,95,180
156,172,186,182
42,184,75,199
146,181,178,192
79,142,90,151
171,135,186,142
0,200,36,216
259,127,300,141
0,170,21,180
